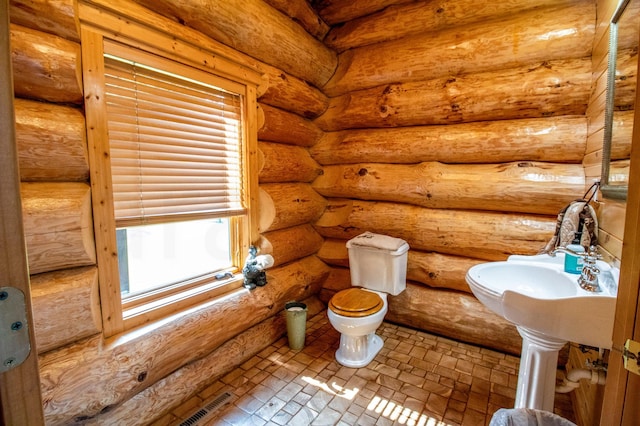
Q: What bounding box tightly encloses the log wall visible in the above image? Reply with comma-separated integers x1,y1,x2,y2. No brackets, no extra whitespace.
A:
315,0,619,423
9,0,614,423
130,0,337,88
9,2,97,359
310,1,595,359
322,1,594,97
9,0,332,423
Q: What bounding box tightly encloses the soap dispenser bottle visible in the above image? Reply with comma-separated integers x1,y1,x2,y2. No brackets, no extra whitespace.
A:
564,234,585,274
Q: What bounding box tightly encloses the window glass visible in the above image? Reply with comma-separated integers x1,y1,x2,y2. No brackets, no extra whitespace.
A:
117,218,232,298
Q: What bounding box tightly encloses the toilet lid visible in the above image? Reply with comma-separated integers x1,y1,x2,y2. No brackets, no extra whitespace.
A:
329,288,384,317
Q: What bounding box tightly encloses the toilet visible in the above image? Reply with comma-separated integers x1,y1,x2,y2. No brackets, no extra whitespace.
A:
328,232,409,368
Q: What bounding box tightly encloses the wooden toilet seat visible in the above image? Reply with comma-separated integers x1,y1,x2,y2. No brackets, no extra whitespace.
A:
328,288,384,317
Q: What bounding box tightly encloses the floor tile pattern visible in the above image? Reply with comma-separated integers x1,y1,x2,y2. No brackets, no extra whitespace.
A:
160,313,575,426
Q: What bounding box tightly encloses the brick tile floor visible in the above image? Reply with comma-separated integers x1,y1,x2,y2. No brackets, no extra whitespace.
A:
160,312,576,426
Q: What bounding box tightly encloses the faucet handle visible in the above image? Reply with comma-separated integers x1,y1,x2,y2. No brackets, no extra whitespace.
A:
578,246,601,292
583,246,602,265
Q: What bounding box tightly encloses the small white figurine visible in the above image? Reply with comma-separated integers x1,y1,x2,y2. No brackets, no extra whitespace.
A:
242,245,274,290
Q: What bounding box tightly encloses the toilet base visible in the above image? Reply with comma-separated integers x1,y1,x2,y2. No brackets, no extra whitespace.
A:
335,333,383,368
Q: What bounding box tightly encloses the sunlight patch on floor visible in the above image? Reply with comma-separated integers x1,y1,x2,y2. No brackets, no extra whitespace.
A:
301,376,359,400
367,395,452,426
303,375,452,426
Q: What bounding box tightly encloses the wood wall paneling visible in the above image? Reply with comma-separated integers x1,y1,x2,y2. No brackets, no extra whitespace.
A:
315,58,592,131
311,116,587,165
258,103,325,147
38,256,330,424
262,0,329,40
259,183,327,232
258,142,324,183
91,296,325,424
10,24,83,103
322,0,595,96
10,0,335,422
313,162,585,215
572,0,624,423
30,266,101,353
9,0,620,422
314,199,556,262
21,182,96,275
600,21,640,419
130,0,337,88
313,0,418,26
324,0,582,53
9,0,80,41
15,98,88,182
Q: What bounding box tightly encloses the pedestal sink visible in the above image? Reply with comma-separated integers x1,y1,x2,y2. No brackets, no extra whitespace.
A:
465,253,618,412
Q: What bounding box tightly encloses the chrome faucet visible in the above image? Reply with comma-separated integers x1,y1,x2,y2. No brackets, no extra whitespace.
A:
551,246,602,292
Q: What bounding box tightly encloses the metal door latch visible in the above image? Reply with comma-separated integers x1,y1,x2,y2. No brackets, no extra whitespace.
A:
623,339,640,376
0,286,31,373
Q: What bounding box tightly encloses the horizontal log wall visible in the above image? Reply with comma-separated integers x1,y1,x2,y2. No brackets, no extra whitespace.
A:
259,103,325,146
10,23,83,104
9,3,100,368
313,162,584,215
315,57,592,131
15,98,89,182
310,116,587,165
95,295,326,425
30,266,101,354
10,0,613,423
259,183,327,232
263,0,329,40
21,182,96,275
324,0,577,53
315,200,555,261
10,0,333,424
322,0,594,96
10,0,80,41
40,256,330,424
130,0,337,88
310,1,595,361
312,0,414,26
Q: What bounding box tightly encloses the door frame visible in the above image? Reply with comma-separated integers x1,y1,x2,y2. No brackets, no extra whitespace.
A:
599,25,640,424
0,0,45,423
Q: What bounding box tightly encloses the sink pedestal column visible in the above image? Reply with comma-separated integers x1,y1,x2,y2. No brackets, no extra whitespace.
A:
515,326,567,412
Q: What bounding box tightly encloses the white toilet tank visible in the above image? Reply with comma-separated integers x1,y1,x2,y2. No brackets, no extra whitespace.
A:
346,232,409,296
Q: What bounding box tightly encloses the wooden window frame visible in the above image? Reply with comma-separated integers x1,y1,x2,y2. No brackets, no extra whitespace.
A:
79,1,261,336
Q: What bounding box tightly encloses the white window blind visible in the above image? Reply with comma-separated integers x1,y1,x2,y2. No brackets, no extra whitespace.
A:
104,52,245,227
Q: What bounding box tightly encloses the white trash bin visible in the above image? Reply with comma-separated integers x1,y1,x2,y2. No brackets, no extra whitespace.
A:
489,408,576,426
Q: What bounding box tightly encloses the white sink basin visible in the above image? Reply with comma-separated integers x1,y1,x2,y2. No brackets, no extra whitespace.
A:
466,253,618,349
466,253,618,411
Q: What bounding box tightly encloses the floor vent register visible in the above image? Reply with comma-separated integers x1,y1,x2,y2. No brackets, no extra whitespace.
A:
178,391,233,426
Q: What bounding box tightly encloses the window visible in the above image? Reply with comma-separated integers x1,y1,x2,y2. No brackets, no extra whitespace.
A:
80,8,261,335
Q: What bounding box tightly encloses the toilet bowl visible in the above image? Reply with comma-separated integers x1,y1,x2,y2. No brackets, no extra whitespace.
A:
327,232,409,368
328,288,388,368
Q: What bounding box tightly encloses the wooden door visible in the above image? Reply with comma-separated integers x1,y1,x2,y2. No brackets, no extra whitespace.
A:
0,0,45,423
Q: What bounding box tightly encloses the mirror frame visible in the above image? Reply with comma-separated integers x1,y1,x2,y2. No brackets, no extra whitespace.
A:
601,0,632,200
